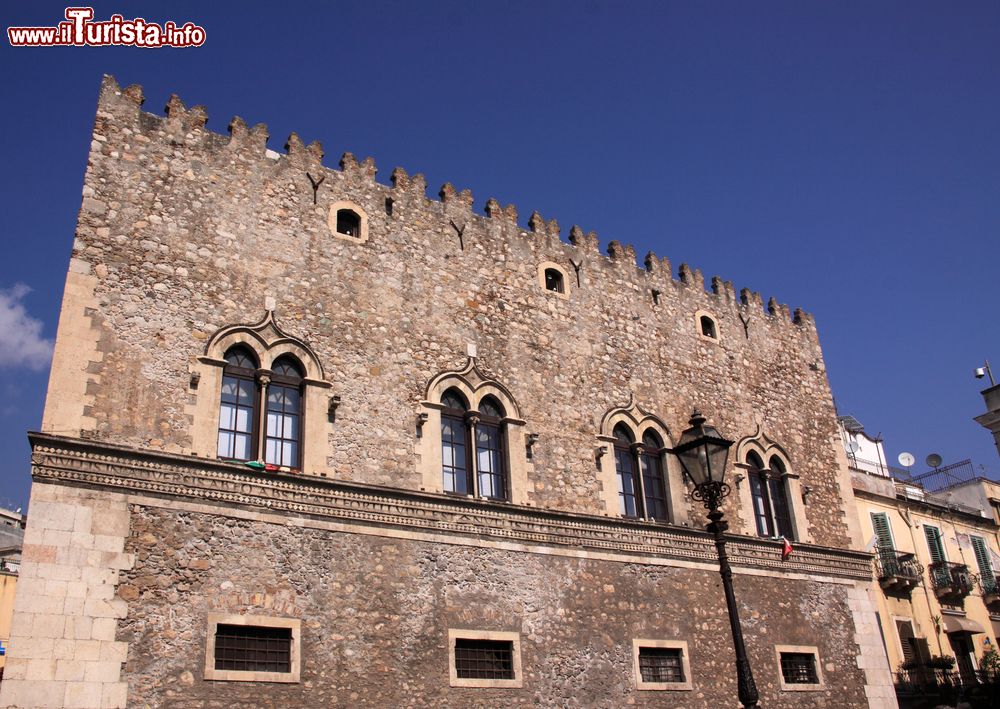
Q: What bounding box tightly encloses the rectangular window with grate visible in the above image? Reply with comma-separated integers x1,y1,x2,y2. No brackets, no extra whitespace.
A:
448,631,522,688
780,652,819,684
214,624,292,673
638,647,685,683
454,638,515,680
204,615,300,683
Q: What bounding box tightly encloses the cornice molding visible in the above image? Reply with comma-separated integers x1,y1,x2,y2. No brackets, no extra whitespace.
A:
28,433,873,581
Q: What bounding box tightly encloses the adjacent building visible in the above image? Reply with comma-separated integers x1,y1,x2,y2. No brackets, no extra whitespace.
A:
0,506,26,675
842,417,1000,705
0,76,893,708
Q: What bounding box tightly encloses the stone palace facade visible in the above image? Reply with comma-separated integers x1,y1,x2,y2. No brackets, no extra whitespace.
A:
0,76,894,708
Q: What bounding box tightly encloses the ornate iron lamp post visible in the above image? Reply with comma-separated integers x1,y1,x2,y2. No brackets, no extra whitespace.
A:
672,410,760,709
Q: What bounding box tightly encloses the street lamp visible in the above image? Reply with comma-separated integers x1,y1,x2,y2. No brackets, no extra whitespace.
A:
673,410,760,709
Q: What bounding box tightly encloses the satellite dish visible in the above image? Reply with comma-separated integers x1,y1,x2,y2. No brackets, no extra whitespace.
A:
926,453,943,469
898,452,915,468
847,440,860,454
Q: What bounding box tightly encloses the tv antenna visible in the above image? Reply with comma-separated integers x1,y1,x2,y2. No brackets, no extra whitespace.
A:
926,453,943,469
898,452,915,468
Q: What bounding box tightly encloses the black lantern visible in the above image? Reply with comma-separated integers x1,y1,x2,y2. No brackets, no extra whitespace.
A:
672,409,733,488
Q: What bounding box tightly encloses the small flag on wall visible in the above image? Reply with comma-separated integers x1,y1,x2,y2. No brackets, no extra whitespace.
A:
780,536,793,560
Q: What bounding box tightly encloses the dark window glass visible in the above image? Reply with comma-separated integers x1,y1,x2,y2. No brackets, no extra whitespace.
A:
700,315,717,338
441,388,471,495
218,346,259,461
476,397,507,500
640,432,669,522
544,268,564,293
336,209,361,237
780,652,819,684
638,647,685,683
385,197,394,216
454,638,515,680
748,453,774,536
614,425,642,518
768,457,794,539
214,624,292,674
264,357,302,469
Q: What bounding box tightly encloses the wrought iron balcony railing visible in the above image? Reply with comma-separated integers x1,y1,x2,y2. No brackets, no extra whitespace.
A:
979,574,1000,604
928,561,976,601
875,548,922,593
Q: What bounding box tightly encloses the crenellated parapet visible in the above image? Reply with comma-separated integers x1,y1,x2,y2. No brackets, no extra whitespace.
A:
91,75,818,342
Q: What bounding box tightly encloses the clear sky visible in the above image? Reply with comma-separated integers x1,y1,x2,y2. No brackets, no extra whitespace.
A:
0,1,998,510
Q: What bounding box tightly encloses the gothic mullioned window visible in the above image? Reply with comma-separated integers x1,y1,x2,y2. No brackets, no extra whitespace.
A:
613,425,671,522
747,452,794,539
440,389,509,500
216,345,305,470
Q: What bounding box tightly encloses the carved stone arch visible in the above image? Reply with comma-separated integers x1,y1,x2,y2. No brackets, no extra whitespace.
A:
423,357,522,420
204,310,325,382
598,394,673,445
735,424,792,471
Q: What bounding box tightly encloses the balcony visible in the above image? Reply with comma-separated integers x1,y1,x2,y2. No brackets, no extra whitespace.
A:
928,562,975,601
979,574,1000,606
875,549,923,594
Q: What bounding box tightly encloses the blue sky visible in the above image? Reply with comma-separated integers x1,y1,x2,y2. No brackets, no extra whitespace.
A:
0,1,998,509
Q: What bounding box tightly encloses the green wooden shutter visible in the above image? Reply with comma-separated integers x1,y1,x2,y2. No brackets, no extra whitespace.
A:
924,526,945,563
971,535,994,578
871,512,895,551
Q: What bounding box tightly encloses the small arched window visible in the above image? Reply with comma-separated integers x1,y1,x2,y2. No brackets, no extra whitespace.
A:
544,268,565,294
439,390,509,501
700,315,717,339
747,452,794,539
640,431,669,522
336,209,361,238
265,356,304,469
613,424,642,518
218,346,259,461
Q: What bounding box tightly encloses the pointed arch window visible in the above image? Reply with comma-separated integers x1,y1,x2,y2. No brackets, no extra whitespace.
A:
614,425,642,518
218,346,259,461
748,452,794,539
640,431,669,522
440,389,509,501
265,356,303,469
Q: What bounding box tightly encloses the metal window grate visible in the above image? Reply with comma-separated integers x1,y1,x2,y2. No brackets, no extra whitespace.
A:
780,652,819,684
214,624,292,674
454,638,515,680
638,647,684,683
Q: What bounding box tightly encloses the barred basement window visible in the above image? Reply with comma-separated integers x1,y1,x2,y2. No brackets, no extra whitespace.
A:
780,652,818,684
455,639,514,680
204,614,301,683
448,629,522,688
632,639,692,690
215,624,291,673
638,647,684,683
775,646,824,691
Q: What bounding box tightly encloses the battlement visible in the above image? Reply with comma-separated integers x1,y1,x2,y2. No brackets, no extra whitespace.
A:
91,75,816,334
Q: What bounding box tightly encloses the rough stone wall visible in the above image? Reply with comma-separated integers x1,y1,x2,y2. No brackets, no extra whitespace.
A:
49,75,856,547
118,505,868,708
